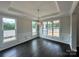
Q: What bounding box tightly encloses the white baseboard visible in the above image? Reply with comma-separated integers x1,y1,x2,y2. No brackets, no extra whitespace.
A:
41,37,69,45
70,44,77,52
71,48,77,52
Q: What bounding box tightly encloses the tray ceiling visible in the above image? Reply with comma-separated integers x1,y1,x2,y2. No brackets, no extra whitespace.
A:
0,1,75,20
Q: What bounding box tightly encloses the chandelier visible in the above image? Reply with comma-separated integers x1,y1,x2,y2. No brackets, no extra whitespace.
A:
37,9,42,26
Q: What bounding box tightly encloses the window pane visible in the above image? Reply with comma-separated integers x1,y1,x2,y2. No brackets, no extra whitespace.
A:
32,21,37,35
42,22,47,36
53,29,59,37
48,21,52,36
53,20,60,37
3,18,16,42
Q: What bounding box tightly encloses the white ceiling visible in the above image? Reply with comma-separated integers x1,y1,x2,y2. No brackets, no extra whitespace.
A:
10,1,59,17
0,1,77,20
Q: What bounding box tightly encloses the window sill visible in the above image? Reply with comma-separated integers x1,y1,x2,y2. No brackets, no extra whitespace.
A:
3,37,16,43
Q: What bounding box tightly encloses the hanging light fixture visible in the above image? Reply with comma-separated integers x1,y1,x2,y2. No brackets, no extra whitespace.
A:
37,8,42,26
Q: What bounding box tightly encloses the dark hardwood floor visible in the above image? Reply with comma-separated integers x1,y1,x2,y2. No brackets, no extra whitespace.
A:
0,38,77,57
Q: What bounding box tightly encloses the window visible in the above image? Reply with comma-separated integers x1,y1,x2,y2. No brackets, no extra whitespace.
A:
48,21,52,36
32,21,37,35
42,22,47,36
3,18,16,43
52,20,60,37
40,20,60,37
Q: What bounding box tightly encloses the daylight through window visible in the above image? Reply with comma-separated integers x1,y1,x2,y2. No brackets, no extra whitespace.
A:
3,18,16,42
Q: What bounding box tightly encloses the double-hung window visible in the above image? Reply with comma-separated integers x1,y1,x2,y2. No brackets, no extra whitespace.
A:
32,21,37,35
48,21,52,36
52,20,60,37
3,18,16,43
42,22,47,36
